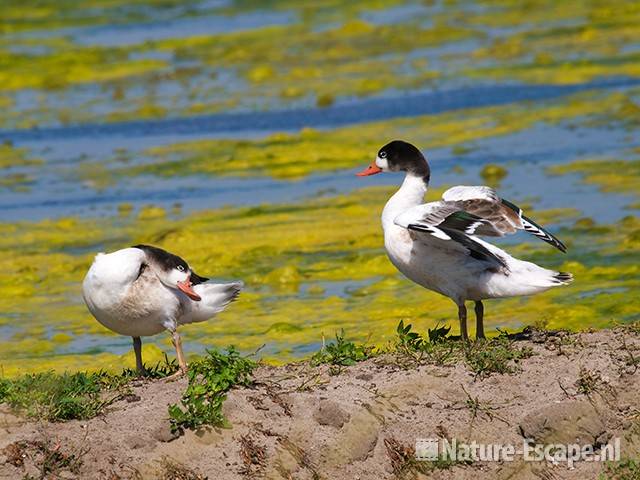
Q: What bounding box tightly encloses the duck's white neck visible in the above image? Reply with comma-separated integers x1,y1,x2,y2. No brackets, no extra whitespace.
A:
382,174,428,230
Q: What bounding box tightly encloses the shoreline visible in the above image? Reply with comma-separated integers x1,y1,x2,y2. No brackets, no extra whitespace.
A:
1,326,639,479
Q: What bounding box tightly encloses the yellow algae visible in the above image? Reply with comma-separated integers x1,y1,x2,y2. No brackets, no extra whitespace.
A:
466,55,640,85
1,0,639,376
461,0,640,82
548,157,640,194
120,90,634,181
247,65,276,83
51,333,73,343
480,164,508,186
0,173,35,191
3,0,640,127
0,144,42,169
0,0,191,34
138,205,167,220
0,47,169,92
118,203,134,217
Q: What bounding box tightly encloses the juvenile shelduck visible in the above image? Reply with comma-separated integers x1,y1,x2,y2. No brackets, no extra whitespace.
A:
357,140,572,340
82,244,243,374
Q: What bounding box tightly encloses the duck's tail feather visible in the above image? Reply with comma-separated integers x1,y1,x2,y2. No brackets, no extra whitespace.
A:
182,281,244,324
552,271,573,285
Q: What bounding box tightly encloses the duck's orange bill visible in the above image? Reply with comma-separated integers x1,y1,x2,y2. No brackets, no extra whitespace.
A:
356,162,382,176
177,277,202,301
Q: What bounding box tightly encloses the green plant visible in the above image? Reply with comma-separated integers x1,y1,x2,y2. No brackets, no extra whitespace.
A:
397,320,426,351
428,323,452,343
0,356,178,422
463,336,533,378
111,354,179,385
0,371,119,421
0,376,8,403
575,367,602,396
311,330,375,368
600,458,640,480
395,320,456,365
168,347,255,432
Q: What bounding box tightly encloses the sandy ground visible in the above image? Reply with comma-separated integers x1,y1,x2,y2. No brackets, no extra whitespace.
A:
1,328,639,480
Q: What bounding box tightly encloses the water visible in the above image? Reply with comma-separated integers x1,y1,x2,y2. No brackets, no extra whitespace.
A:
1,0,638,374
0,81,637,222
4,78,637,144
71,10,298,47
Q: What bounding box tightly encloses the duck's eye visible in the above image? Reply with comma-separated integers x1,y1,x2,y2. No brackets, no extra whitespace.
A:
379,151,387,158
176,265,185,272
136,263,147,280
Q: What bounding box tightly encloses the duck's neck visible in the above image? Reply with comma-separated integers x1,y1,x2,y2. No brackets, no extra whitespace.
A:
382,174,428,230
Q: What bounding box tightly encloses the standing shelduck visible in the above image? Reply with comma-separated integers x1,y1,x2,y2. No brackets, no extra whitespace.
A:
356,140,572,340
82,244,243,374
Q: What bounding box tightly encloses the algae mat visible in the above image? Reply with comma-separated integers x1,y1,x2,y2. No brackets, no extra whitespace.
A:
1,0,640,375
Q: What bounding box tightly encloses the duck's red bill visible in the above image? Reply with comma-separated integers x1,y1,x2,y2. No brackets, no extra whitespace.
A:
177,278,201,301
356,163,382,176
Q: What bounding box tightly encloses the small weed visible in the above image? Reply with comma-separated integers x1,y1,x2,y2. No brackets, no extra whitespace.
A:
575,367,602,396
158,457,207,480
311,330,376,372
428,323,452,343
118,353,180,382
385,437,428,477
0,355,178,422
575,367,617,407
540,330,582,357
443,385,511,432
618,321,640,336
616,336,640,375
463,336,533,378
3,435,88,480
384,437,464,478
0,371,120,421
0,376,8,402
600,458,640,480
168,347,255,433
395,320,457,366
397,320,426,351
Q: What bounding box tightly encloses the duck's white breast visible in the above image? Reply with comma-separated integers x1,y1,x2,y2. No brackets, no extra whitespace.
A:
82,249,178,337
384,226,472,301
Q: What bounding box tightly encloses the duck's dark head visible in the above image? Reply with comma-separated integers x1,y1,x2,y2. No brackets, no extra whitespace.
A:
132,244,208,301
356,140,430,184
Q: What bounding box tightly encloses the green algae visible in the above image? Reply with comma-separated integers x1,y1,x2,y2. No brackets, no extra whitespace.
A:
548,157,640,195
0,0,639,378
115,90,637,181
0,0,198,34
3,0,640,128
480,164,508,187
152,19,463,101
0,182,637,376
460,0,640,83
0,143,42,169
0,47,168,92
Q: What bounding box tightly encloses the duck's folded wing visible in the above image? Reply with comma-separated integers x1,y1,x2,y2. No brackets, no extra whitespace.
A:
393,202,508,268
441,185,567,252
